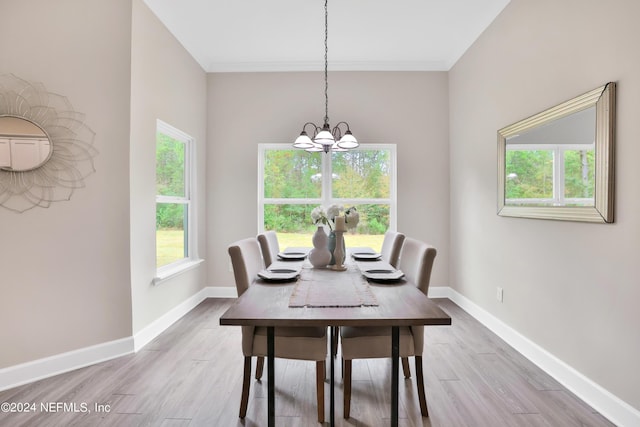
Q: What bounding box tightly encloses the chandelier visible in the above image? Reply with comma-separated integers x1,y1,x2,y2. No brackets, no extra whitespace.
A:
292,0,358,154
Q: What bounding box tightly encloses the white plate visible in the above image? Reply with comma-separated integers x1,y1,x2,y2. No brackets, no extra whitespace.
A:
258,268,300,281
362,269,405,282
278,252,307,260
352,252,382,260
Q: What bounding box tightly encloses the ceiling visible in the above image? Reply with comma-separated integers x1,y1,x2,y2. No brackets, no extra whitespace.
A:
142,0,511,73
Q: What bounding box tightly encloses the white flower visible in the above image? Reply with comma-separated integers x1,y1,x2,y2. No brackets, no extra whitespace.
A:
345,207,360,230
311,206,328,226
326,204,343,222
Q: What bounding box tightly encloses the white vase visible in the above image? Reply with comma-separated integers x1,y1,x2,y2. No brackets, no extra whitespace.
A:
308,226,331,268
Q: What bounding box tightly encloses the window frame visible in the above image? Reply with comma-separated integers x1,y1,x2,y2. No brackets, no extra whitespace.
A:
257,143,397,233
505,142,595,206
154,119,202,284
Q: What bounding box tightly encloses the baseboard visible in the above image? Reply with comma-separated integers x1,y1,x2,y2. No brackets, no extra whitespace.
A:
133,287,214,351
0,337,134,392
133,286,237,351
0,287,233,393
442,286,640,427
205,286,238,298
427,285,450,299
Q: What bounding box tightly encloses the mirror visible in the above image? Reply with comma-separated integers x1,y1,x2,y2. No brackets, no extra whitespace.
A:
0,116,52,171
0,74,97,213
497,83,615,223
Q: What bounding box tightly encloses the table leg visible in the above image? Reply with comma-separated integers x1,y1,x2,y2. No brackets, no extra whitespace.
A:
267,326,275,427
391,326,399,427
330,326,335,427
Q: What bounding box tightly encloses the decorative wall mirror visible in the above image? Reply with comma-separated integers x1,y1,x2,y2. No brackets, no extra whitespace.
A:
497,83,615,223
0,74,97,213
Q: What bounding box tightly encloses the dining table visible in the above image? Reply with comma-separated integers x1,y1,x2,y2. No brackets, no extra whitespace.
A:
220,247,452,427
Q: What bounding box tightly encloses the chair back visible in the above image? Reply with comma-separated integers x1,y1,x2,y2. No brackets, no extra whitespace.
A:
228,237,264,297
398,237,436,355
257,231,280,268
398,237,436,295
380,231,405,268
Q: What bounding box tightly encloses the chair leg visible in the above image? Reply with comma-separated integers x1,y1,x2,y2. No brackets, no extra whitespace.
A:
316,360,325,423
415,356,429,417
402,357,411,378
240,356,252,418
343,359,352,419
255,356,264,380
332,326,339,358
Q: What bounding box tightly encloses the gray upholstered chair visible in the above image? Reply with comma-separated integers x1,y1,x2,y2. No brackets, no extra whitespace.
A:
228,237,327,422
380,230,405,268
257,231,280,268
340,237,437,419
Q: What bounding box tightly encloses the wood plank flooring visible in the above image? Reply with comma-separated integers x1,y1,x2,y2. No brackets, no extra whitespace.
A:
0,298,614,426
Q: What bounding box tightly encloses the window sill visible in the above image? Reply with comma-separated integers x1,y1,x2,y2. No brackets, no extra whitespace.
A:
153,258,204,285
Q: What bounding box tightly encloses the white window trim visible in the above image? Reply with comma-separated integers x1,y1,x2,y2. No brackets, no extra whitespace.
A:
257,143,397,233
154,119,202,285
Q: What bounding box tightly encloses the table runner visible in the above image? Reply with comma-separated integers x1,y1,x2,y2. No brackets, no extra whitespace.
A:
288,266,379,308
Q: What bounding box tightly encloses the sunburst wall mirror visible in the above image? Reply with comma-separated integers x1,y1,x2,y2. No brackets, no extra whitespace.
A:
0,74,97,213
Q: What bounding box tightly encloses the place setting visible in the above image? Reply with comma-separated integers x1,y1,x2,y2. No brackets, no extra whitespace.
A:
356,260,405,283
257,266,301,281
277,247,309,261
351,251,382,261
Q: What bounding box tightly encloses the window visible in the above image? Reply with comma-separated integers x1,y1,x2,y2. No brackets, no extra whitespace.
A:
155,120,200,282
505,143,595,206
258,144,396,251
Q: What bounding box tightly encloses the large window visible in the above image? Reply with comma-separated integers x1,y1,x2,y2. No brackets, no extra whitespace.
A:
258,144,396,251
155,120,200,280
505,143,594,206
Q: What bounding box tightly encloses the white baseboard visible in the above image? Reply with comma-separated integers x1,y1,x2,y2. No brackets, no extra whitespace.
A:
133,287,216,351
0,286,225,392
0,337,134,392
205,286,238,298
441,286,640,427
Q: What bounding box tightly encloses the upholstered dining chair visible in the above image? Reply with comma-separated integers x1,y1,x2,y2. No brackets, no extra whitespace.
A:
228,237,327,422
380,230,405,268
340,237,437,419
257,230,280,268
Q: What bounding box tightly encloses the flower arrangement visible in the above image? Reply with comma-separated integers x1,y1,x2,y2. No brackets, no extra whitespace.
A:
311,204,359,231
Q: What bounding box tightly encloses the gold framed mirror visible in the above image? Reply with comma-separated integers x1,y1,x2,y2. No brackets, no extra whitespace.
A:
497,83,615,223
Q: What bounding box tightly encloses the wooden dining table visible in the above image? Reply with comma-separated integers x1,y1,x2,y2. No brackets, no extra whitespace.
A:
220,250,451,427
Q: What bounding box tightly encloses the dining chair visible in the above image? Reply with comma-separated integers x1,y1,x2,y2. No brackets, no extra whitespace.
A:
340,237,437,419
380,230,405,268
228,237,327,423
257,230,280,268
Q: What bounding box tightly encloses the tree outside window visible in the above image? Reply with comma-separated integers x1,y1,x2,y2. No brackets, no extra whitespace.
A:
259,144,396,251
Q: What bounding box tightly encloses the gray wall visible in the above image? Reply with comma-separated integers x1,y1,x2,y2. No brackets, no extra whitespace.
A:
449,0,640,410
130,0,208,335
0,0,133,368
0,0,209,368
206,71,450,290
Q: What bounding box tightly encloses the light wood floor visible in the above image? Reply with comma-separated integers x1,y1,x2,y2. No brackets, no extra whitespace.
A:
0,298,614,427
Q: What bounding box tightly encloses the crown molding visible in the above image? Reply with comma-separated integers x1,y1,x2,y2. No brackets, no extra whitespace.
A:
206,60,451,73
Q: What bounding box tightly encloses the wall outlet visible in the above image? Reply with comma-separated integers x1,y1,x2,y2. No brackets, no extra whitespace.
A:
496,287,504,302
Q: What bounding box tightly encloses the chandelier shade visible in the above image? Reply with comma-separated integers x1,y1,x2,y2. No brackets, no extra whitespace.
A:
292,0,358,154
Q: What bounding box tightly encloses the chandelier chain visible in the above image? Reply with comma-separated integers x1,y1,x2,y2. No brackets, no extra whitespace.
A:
324,0,329,126
292,0,357,153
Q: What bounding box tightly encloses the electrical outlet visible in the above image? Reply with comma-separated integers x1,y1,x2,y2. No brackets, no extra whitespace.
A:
496,287,504,303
